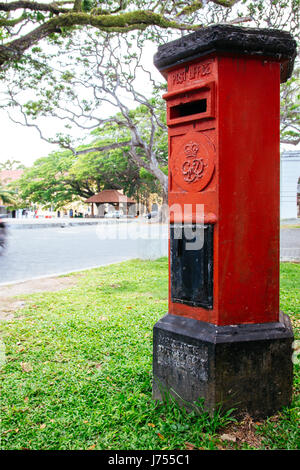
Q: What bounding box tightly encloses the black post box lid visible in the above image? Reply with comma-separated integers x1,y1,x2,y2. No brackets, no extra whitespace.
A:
154,24,297,83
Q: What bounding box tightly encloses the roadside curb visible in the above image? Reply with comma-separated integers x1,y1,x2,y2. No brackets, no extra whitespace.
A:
0,259,133,287
5,219,137,230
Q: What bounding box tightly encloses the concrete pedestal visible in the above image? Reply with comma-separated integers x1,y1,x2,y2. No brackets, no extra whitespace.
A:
153,313,293,418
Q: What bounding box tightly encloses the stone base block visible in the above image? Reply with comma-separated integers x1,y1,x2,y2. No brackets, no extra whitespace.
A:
153,313,293,418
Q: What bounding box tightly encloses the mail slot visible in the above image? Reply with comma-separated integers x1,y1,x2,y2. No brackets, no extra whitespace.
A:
170,98,207,119
164,81,215,126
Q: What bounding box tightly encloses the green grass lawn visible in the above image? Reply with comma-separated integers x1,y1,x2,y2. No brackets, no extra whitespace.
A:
0,259,299,450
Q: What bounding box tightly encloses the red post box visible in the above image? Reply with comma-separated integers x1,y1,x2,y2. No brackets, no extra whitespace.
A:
152,25,297,417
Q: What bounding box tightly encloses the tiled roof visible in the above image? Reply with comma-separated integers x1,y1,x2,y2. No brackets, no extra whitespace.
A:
0,169,24,185
86,189,136,204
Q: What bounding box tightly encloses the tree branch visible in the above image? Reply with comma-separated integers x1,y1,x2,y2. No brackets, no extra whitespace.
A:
0,1,70,14
0,10,198,68
75,140,132,155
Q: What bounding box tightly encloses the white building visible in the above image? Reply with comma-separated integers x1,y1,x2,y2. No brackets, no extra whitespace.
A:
280,151,300,220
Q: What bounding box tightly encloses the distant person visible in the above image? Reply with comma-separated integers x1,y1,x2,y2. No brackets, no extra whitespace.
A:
0,216,7,255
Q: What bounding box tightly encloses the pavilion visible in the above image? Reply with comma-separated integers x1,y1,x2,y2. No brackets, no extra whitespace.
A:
86,189,136,217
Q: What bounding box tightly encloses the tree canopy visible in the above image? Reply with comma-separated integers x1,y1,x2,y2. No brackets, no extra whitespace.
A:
0,181,16,205
1,0,299,209
0,1,299,71
14,112,165,209
0,0,245,70
0,158,25,170
3,0,299,208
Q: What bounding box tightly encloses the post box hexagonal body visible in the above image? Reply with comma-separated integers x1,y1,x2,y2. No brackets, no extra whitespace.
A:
152,25,297,417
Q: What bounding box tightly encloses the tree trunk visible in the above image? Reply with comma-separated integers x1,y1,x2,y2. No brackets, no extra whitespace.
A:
159,185,168,223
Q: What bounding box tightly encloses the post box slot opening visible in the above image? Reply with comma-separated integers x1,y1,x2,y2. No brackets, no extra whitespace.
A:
170,99,207,119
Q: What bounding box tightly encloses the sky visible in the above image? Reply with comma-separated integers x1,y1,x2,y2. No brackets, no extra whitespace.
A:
0,111,56,166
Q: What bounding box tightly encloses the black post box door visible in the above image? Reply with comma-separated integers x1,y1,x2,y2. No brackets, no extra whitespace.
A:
170,224,213,309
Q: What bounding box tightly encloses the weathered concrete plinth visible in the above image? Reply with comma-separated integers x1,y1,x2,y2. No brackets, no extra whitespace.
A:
153,313,293,418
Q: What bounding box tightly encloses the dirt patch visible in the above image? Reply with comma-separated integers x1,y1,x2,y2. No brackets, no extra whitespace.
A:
0,276,79,321
217,415,264,449
0,299,26,321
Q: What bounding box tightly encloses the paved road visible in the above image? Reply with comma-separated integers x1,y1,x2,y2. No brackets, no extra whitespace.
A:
280,228,300,261
0,223,168,285
0,224,298,285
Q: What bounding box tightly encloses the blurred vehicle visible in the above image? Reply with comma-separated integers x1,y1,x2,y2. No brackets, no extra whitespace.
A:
104,210,124,219
0,216,7,255
144,211,159,220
